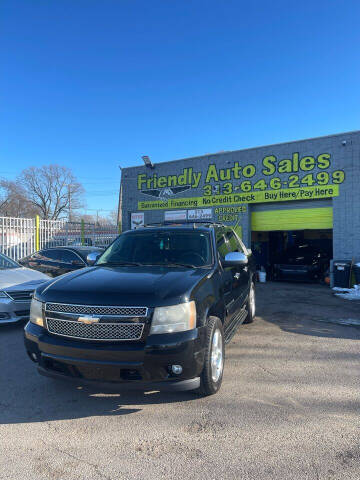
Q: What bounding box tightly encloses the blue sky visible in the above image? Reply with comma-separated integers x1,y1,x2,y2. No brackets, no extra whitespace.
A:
1,0,359,215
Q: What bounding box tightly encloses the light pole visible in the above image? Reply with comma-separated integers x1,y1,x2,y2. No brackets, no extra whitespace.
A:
117,166,123,230
68,184,72,222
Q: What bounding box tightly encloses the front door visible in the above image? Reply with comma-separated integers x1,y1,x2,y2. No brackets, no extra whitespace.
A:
215,229,234,328
224,229,250,313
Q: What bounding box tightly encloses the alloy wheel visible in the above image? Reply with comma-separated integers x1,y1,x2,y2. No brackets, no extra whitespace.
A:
211,329,224,383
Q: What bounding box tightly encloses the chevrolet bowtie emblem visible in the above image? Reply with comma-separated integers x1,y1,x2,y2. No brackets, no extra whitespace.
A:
78,316,100,325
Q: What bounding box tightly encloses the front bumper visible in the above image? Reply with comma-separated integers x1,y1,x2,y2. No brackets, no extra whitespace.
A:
24,322,206,391
0,299,31,325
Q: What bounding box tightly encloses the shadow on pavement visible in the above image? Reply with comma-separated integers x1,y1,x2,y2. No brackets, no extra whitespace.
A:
0,323,198,426
0,375,198,425
255,282,360,340
261,312,360,340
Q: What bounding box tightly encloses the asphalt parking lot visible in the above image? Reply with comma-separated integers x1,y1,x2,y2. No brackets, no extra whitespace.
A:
1,282,360,480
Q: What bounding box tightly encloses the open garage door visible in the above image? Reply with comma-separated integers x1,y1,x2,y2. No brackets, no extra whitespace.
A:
251,202,333,282
251,207,333,231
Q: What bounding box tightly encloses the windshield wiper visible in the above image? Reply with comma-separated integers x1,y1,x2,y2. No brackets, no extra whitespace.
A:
144,262,199,268
98,262,144,267
165,262,197,268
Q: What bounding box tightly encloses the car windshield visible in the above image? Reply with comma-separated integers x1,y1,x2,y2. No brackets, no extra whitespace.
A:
0,253,20,269
97,230,213,267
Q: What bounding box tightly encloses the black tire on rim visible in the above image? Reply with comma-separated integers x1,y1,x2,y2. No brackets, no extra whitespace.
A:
197,316,225,396
244,282,256,324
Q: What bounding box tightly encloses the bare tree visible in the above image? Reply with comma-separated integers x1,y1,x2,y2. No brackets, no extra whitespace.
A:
0,179,39,217
71,212,118,226
0,180,9,211
108,209,119,225
19,165,84,220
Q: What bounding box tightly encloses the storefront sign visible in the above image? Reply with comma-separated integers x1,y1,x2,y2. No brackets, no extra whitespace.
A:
131,212,144,229
214,206,246,223
136,151,344,211
188,208,212,220
164,210,187,221
138,185,339,210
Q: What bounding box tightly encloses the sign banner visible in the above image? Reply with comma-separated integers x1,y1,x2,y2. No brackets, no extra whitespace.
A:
138,185,339,211
164,210,187,221
188,208,212,220
131,212,144,229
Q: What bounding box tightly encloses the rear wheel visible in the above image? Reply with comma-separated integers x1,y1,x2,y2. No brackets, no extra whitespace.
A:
244,282,255,324
198,316,225,396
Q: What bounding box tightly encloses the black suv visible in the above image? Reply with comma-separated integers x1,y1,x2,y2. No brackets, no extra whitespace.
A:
24,223,256,396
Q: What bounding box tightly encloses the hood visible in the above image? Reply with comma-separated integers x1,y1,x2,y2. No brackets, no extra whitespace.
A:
0,267,49,291
36,265,211,307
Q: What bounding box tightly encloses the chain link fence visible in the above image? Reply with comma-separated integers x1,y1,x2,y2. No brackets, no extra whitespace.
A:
0,216,120,260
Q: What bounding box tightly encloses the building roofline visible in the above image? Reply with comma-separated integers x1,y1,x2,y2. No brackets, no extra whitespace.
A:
122,130,360,171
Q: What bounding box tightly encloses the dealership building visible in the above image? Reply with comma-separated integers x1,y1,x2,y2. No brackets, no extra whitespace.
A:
121,131,360,272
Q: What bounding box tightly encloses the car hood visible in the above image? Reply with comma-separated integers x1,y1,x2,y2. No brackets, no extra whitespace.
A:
35,265,211,307
0,267,49,290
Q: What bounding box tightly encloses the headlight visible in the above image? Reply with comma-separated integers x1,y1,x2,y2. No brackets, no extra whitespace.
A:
150,301,196,335
30,298,44,327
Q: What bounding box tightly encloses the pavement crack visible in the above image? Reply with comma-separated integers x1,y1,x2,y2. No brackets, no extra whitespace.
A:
256,364,277,377
39,439,124,480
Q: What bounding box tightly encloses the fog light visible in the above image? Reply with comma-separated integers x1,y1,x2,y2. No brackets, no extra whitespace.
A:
171,365,183,375
29,352,38,363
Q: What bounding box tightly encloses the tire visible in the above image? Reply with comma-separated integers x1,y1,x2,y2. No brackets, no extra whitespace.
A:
197,316,225,396
243,282,256,324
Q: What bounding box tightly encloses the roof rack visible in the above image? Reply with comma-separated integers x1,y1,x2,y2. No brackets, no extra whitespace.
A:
143,220,226,228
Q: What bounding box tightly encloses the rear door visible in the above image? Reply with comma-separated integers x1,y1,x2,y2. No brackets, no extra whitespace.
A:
26,250,53,275
38,249,62,277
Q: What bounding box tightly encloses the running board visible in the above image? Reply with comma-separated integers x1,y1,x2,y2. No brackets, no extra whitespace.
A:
224,308,248,344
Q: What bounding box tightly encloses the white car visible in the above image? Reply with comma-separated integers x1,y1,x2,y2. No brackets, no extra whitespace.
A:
0,253,49,325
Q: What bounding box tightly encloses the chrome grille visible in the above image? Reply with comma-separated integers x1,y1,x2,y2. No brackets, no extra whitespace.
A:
46,318,144,341
45,303,147,317
6,290,34,302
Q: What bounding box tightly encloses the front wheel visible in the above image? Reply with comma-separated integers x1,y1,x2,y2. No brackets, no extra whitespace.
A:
198,316,225,396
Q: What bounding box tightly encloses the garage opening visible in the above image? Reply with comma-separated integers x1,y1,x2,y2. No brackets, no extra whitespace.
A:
251,204,333,282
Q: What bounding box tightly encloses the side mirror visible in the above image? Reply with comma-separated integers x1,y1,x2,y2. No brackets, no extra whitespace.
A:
223,252,248,267
86,252,101,266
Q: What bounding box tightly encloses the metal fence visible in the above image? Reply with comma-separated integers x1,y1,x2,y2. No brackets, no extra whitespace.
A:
0,216,120,260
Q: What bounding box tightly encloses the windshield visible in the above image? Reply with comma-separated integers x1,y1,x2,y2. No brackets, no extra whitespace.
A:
97,230,213,267
0,253,20,269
